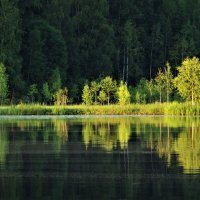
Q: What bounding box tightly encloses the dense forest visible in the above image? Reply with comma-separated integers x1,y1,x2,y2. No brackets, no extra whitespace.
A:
1,0,200,104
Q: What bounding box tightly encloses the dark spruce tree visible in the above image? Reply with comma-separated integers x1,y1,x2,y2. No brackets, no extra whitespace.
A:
0,0,24,101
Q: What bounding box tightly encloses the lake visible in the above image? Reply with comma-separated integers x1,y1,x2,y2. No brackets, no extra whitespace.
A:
0,115,200,200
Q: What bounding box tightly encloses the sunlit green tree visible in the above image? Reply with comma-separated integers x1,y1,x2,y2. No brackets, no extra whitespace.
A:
146,79,154,103
163,62,174,102
82,84,93,105
98,90,107,105
100,76,117,105
54,87,68,105
117,81,130,105
174,57,200,104
91,81,99,105
155,69,165,103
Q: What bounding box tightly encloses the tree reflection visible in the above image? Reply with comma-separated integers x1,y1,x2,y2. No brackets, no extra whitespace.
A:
173,124,200,173
0,125,8,167
0,116,200,176
144,118,200,173
82,118,131,151
0,117,200,199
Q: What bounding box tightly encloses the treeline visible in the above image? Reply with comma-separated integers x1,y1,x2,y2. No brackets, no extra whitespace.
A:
82,57,200,105
1,0,200,103
1,57,200,105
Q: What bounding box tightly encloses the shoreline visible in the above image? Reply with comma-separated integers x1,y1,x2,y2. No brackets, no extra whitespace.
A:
0,103,199,116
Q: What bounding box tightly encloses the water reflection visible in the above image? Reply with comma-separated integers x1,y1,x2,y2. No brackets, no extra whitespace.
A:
81,116,200,174
140,118,200,174
0,126,8,167
0,116,200,199
82,118,131,151
0,117,200,173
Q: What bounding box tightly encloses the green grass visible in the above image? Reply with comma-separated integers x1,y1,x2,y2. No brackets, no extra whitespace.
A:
0,102,199,115
164,102,200,116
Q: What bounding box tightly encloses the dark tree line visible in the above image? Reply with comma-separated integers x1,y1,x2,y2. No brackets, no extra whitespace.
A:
1,0,200,103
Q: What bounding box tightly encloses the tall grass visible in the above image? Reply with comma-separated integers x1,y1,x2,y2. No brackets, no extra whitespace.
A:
164,102,200,116
0,102,199,115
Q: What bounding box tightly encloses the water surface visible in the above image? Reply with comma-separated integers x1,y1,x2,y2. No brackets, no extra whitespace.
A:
0,116,200,200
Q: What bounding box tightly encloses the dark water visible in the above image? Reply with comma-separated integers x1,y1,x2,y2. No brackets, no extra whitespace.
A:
0,116,200,200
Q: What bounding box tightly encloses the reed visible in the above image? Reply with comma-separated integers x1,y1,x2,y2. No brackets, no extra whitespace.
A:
164,102,200,116
0,103,199,115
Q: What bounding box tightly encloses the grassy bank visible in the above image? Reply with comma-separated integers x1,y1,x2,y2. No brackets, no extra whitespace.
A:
0,102,199,115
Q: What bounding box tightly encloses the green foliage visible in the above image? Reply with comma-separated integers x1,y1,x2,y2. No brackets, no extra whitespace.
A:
0,103,199,116
98,91,107,105
28,84,38,102
133,78,148,104
135,91,141,104
3,0,200,104
0,63,8,104
155,69,165,103
0,0,22,97
117,81,130,105
50,68,62,94
54,88,68,105
90,81,99,105
163,62,174,102
122,21,144,81
24,20,67,86
82,84,93,105
174,57,200,104
146,79,154,103
100,76,117,105
170,22,198,64
68,0,115,79
0,0,20,63
42,82,52,104
165,102,200,116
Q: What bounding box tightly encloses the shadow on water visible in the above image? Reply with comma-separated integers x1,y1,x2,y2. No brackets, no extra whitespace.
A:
0,116,200,199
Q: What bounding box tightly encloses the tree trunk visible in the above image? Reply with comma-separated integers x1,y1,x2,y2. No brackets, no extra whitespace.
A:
192,89,194,105
123,47,125,81
150,39,153,79
108,94,110,105
160,89,162,103
95,91,97,104
167,89,169,103
126,47,129,83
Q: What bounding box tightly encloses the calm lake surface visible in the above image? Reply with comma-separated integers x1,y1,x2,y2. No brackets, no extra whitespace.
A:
0,115,200,200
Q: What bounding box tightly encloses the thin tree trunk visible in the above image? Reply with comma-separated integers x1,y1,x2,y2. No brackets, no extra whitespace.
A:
126,47,129,83
160,89,162,103
123,47,125,81
181,44,184,62
150,39,153,80
167,83,169,103
167,92,169,103
95,92,97,104
192,89,194,105
118,0,121,25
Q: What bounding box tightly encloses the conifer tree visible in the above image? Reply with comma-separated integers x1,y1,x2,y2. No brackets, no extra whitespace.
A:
0,63,8,104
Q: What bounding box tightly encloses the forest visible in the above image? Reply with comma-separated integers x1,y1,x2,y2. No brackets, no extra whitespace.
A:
1,0,200,104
